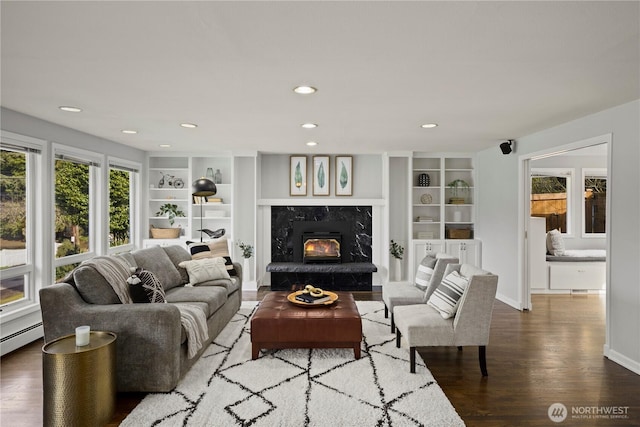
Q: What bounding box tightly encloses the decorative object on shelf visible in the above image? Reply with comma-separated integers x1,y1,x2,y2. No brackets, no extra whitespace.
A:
453,210,462,222
448,179,470,204
158,172,185,189
418,173,430,187
206,167,215,181
155,203,185,227
335,155,353,196
192,177,217,242
420,193,433,204
447,228,473,239
214,169,222,184
312,155,330,196
290,155,307,196
197,228,225,239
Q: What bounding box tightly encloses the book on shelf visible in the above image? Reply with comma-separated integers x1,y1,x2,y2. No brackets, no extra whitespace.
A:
295,292,331,304
416,216,434,222
207,197,223,204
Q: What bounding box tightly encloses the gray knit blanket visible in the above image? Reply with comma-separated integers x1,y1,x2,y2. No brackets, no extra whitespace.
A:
82,256,209,358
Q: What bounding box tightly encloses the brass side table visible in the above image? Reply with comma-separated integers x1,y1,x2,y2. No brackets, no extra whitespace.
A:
42,331,117,427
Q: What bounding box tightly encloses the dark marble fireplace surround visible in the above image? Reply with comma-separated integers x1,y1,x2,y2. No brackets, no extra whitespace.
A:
268,206,376,291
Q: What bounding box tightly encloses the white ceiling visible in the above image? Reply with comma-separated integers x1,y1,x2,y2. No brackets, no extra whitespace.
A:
1,1,638,154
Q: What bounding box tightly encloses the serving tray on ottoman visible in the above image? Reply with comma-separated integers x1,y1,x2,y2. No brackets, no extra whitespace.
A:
251,291,362,360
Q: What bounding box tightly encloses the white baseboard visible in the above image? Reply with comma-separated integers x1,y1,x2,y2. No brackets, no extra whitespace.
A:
495,292,522,310
603,344,640,375
0,324,43,356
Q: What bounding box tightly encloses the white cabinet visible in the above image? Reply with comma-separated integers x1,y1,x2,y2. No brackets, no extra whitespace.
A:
148,157,190,239
412,240,446,274
445,240,481,266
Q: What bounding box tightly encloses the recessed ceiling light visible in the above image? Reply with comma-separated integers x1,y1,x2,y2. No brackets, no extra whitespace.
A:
59,106,82,112
306,141,318,147
180,123,198,128
293,86,317,95
421,123,438,129
159,144,171,148
121,129,138,134
301,123,318,129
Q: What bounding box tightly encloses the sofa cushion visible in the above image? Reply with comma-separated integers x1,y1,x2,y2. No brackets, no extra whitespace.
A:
127,267,167,303
131,246,183,291
164,286,227,317
188,238,238,276
178,257,230,286
546,229,565,256
196,277,240,295
415,255,437,291
161,246,191,285
427,270,469,319
73,264,121,305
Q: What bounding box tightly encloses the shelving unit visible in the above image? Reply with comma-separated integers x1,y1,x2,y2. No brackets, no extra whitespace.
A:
145,155,234,244
410,155,480,273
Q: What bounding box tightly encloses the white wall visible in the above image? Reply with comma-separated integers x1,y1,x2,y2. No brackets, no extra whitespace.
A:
476,99,640,374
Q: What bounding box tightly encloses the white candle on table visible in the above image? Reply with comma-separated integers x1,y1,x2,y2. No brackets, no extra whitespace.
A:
75,325,90,346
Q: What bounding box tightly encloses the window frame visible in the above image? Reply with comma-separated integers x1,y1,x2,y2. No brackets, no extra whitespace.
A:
107,157,141,254
582,168,607,238
0,131,46,317
530,167,574,236
52,144,103,278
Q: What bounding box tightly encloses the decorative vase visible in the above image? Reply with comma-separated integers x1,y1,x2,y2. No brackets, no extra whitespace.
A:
214,169,222,184
243,258,251,281
394,258,402,281
418,173,430,187
206,168,214,180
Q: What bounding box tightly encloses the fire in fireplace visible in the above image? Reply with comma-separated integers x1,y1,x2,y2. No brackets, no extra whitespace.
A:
302,232,341,263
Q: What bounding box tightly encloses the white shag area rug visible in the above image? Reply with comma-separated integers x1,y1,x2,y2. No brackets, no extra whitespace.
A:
121,301,464,427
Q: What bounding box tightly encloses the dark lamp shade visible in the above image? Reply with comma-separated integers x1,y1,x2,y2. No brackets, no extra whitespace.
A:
192,178,217,197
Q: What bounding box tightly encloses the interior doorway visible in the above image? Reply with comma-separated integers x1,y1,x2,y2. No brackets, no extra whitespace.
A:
519,134,611,311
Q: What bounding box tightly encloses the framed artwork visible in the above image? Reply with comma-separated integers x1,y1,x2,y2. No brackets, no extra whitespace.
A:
312,156,330,196
289,155,307,196
335,156,353,196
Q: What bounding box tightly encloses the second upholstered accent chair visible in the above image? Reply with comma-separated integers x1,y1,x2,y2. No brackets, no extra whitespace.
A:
393,263,498,376
382,253,458,333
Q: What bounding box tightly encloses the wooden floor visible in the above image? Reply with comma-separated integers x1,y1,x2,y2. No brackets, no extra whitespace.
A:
2,293,639,426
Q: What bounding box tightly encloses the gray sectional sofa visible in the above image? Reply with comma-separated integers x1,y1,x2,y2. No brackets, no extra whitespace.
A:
39,245,242,392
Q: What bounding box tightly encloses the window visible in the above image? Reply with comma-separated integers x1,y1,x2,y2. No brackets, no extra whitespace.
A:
531,168,573,234
0,136,42,310
54,148,100,281
583,169,607,236
108,160,139,251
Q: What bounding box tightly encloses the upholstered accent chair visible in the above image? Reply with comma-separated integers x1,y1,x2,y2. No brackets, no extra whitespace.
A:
382,253,458,333
393,263,498,375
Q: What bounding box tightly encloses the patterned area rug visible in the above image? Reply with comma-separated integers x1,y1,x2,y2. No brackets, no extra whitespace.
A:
120,301,464,426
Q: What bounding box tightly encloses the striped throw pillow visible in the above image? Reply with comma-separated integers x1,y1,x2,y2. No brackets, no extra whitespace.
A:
187,239,238,276
427,270,469,319
415,255,437,291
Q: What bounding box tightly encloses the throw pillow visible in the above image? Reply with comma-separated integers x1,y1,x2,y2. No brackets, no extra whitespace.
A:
546,229,565,256
187,238,238,276
415,255,437,291
427,270,469,319
178,257,231,286
127,267,167,303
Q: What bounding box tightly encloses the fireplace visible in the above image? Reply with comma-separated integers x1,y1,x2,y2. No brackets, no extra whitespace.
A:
302,232,341,263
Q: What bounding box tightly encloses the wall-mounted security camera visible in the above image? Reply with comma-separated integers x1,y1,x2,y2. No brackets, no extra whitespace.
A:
500,140,515,155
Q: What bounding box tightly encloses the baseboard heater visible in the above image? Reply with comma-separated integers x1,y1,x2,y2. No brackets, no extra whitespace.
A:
0,322,43,356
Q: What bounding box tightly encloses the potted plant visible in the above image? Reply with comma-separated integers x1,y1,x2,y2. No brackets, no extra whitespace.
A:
237,241,254,281
152,203,185,238
389,240,404,281
448,179,470,204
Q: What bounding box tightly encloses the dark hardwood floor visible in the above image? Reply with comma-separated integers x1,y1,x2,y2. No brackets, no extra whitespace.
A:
2,293,639,426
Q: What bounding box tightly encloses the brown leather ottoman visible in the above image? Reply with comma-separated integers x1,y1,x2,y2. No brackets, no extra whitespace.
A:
251,291,362,360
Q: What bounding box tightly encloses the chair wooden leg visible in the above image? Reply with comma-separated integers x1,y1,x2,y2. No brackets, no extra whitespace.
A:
384,305,388,318
391,314,395,333
479,346,488,376
410,347,416,373
457,346,463,351
396,329,401,348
